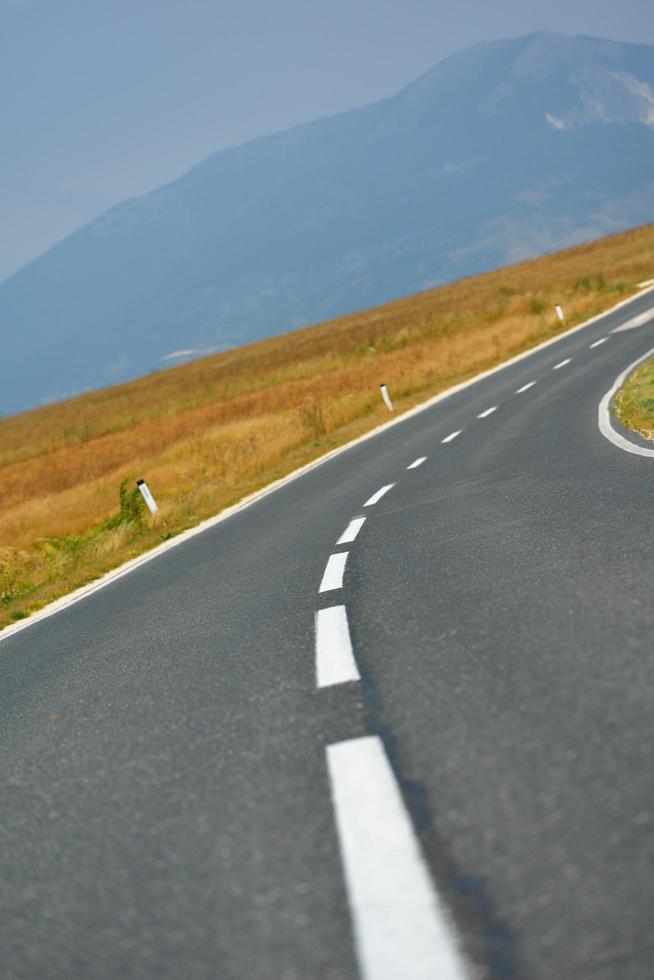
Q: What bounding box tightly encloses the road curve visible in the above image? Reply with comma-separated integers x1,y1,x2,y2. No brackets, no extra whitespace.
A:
2,288,654,979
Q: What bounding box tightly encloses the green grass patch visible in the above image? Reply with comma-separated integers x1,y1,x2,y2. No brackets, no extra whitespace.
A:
614,356,654,440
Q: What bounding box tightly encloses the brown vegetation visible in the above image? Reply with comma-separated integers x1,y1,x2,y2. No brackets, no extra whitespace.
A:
2,223,654,628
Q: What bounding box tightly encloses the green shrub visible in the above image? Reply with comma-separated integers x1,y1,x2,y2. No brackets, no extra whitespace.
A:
101,479,144,529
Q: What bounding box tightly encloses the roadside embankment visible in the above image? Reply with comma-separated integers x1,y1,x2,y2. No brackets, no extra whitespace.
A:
2,222,654,629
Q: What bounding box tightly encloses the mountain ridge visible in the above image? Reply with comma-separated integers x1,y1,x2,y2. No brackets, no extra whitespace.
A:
2,30,654,414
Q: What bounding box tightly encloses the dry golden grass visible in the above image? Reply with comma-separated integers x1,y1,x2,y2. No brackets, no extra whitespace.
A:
614,354,654,440
2,223,654,628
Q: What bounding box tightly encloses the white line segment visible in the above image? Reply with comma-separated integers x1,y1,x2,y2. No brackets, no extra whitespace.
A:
516,381,536,393
407,456,427,469
315,606,360,687
590,337,608,348
319,552,349,592
337,517,366,545
612,309,654,333
553,358,571,370
441,431,461,443
477,406,497,419
364,484,395,507
327,736,468,980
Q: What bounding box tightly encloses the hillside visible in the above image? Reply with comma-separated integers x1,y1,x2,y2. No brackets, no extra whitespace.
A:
2,31,654,414
1,222,653,629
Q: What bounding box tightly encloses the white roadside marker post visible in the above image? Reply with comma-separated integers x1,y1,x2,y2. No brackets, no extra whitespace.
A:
555,304,566,324
380,383,394,412
136,479,158,514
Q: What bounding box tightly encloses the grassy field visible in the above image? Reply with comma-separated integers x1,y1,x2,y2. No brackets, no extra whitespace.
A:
614,352,654,440
1,223,654,630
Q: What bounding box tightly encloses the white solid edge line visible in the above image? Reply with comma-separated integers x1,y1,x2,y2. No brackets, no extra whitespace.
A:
4,286,653,644
337,517,366,545
598,346,654,457
327,736,468,980
477,406,497,419
442,430,461,443
315,606,360,687
319,552,349,592
516,381,536,393
407,456,427,469
590,337,608,348
364,484,395,507
553,358,571,370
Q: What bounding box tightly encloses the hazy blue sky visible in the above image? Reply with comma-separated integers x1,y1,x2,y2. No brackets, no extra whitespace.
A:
2,0,653,281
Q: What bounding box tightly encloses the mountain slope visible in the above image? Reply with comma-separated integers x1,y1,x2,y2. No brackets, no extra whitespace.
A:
2,31,654,414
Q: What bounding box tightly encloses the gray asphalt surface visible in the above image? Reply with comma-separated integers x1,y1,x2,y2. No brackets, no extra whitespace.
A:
2,290,654,979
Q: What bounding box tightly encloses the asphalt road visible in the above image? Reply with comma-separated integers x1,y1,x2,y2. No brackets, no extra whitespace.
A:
2,289,654,979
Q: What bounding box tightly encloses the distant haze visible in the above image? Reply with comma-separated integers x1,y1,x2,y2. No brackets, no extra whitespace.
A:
2,0,654,281
1,30,653,415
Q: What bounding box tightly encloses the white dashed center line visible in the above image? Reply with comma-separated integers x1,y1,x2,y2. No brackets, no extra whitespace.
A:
477,406,497,419
337,517,366,545
315,606,360,687
516,381,536,393
364,484,395,507
553,358,571,370
441,430,461,444
590,337,608,348
407,457,427,469
319,552,349,592
327,736,468,980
